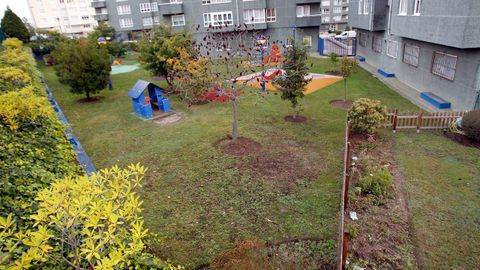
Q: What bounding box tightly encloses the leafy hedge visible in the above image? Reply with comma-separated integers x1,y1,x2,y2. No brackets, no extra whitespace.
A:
0,38,81,227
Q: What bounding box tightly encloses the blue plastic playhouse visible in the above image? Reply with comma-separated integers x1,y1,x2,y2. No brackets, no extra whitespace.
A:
127,80,171,119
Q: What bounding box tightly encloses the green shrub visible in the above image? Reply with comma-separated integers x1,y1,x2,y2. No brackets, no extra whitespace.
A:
348,98,387,134
462,110,480,142
346,223,359,239
357,167,392,197
330,52,338,63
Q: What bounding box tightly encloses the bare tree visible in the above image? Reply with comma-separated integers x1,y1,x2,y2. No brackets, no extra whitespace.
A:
196,23,261,141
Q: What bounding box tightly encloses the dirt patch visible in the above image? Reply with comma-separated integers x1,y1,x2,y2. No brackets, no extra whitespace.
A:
444,132,480,149
190,100,209,106
77,96,104,103
325,70,342,76
346,134,420,269
330,100,352,109
235,139,322,193
153,113,183,125
152,76,166,81
284,115,307,123
220,137,261,156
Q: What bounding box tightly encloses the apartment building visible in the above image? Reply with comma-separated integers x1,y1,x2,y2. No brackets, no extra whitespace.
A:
27,0,97,37
349,0,480,111
91,0,349,52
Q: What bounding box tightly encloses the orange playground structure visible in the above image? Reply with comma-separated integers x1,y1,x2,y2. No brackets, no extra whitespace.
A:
264,44,282,65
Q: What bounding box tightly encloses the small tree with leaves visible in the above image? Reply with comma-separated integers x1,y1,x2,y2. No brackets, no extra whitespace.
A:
139,25,194,90
197,24,258,141
168,47,215,105
1,7,29,42
340,57,357,101
274,42,311,119
52,39,111,100
87,21,116,43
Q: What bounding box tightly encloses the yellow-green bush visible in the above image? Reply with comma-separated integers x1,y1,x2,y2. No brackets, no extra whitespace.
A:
2,37,23,50
0,66,34,92
357,167,392,197
348,98,387,134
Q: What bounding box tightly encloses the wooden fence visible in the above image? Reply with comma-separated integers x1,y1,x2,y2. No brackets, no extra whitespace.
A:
386,109,465,132
338,120,352,270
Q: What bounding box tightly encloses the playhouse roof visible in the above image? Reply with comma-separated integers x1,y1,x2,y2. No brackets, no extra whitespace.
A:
127,80,153,98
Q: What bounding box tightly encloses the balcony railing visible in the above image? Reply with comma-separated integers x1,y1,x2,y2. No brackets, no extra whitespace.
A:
91,0,106,8
158,3,183,15
296,15,321,27
93,13,108,21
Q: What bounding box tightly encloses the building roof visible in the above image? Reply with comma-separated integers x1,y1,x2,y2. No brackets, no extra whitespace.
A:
127,80,152,98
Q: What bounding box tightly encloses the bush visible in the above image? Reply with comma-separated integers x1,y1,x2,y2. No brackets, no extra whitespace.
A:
330,52,338,63
357,167,392,197
2,37,23,49
462,110,480,142
348,98,387,134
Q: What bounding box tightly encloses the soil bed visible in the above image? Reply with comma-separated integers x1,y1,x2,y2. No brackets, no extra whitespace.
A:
330,99,352,109
444,132,480,149
220,137,261,156
190,100,209,106
284,115,307,123
325,70,342,76
77,96,104,103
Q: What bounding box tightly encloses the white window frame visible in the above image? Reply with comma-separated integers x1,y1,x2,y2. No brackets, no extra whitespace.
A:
398,0,408,15
303,35,312,47
432,51,457,81
358,0,363,14
359,33,367,47
372,35,382,53
139,3,152,13
413,0,421,15
117,5,131,15
171,14,185,26
296,5,311,17
363,0,370,14
266,8,276,22
403,43,420,67
333,7,341,14
142,17,153,26
119,18,133,28
322,16,330,23
203,11,233,27
243,9,265,24
202,0,231,5
386,40,398,59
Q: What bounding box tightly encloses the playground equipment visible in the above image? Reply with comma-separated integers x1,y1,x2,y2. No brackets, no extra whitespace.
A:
128,80,171,119
263,44,282,65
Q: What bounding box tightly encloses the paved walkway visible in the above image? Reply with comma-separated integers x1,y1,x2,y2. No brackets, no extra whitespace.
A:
358,61,440,112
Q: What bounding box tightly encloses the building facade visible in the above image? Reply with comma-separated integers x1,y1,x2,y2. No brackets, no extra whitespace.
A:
91,0,349,51
27,0,97,37
349,0,480,111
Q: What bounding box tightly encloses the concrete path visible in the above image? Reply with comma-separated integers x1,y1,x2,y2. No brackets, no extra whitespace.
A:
358,61,440,112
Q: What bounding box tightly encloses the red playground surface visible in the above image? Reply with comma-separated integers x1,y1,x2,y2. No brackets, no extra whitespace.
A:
202,89,242,102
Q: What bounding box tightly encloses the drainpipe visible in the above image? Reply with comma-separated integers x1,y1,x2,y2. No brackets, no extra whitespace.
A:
387,0,393,36
235,0,240,25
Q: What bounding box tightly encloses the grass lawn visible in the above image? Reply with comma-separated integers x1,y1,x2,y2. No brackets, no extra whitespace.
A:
393,131,480,268
39,54,417,268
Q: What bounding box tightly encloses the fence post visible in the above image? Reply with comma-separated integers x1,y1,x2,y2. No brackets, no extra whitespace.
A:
341,232,350,270
392,109,398,133
416,111,424,133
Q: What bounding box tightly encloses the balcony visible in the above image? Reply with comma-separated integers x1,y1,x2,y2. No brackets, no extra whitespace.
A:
296,0,321,4
242,0,266,9
159,3,183,15
93,13,108,21
348,0,388,31
244,22,267,30
91,0,106,8
296,15,321,27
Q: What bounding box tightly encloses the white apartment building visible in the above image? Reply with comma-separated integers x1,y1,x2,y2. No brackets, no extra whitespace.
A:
27,0,98,37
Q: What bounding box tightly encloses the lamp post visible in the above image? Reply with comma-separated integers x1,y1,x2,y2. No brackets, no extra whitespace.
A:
256,35,268,93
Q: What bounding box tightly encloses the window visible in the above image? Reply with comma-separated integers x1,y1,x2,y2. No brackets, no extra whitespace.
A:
172,14,185,26
322,16,330,22
363,0,370,14
151,2,158,11
202,0,231,4
359,33,367,47
216,41,231,51
303,36,312,47
154,16,160,24
333,7,341,13
266,8,276,22
322,8,330,14
413,0,421,15
143,17,153,26
296,5,310,17
286,38,293,48
403,43,420,67
329,24,336,31
119,18,133,28
333,15,341,21
116,0,127,2
82,16,89,20
243,9,265,24
358,0,363,14
386,40,398,58
170,0,181,3
139,3,152,12
432,51,457,80
321,1,330,6
203,11,233,27
117,5,131,15
372,35,382,53
398,0,408,15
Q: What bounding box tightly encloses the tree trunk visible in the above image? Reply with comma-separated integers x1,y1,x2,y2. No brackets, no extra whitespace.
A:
86,91,90,99
344,79,347,101
231,97,238,141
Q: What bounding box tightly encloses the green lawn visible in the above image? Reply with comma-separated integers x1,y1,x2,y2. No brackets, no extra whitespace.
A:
39,54,417,268
393,131,480,269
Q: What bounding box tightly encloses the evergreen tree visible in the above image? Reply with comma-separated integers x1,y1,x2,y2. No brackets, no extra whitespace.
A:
274,42,311,119
1,8,29,43
52,39,111,100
